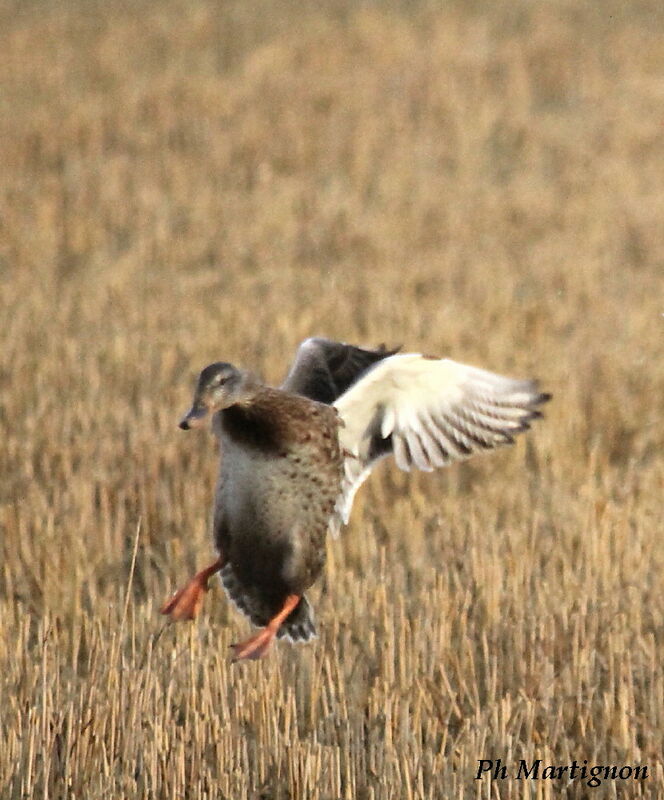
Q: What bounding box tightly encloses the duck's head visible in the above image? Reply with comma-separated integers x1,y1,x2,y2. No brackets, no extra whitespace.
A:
179,362,259,430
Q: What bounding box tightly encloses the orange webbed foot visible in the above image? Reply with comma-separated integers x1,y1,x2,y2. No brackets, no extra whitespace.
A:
229,593,301,663
160,579,208,621
160,556,225,622
230,629,276,662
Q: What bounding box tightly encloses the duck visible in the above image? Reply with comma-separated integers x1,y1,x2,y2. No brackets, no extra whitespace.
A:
160,337,550,661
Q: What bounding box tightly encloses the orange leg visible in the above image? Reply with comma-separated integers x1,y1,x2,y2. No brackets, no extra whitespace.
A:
231,594,300,662
160,556,225,621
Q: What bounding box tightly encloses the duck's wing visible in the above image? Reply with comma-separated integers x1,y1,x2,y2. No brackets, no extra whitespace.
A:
280,337,399,404
331,353,551,530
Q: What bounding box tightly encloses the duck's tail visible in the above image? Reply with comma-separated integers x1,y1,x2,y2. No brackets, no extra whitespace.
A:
276,594,316,642
220,563,316,643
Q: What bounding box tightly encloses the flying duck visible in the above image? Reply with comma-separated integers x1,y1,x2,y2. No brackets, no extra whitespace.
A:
160,338,550,661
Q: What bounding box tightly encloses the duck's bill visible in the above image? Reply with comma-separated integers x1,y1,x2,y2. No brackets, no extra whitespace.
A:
179,403,209,430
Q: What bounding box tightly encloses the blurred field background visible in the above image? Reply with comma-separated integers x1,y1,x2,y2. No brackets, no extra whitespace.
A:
1,0,663,797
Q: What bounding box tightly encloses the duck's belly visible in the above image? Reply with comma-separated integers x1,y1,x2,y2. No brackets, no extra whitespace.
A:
215,441,341,596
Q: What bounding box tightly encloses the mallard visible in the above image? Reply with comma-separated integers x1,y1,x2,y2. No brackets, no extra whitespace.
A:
161,338,550,661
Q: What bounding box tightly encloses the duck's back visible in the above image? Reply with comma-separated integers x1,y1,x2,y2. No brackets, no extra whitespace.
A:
213,388,343,608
